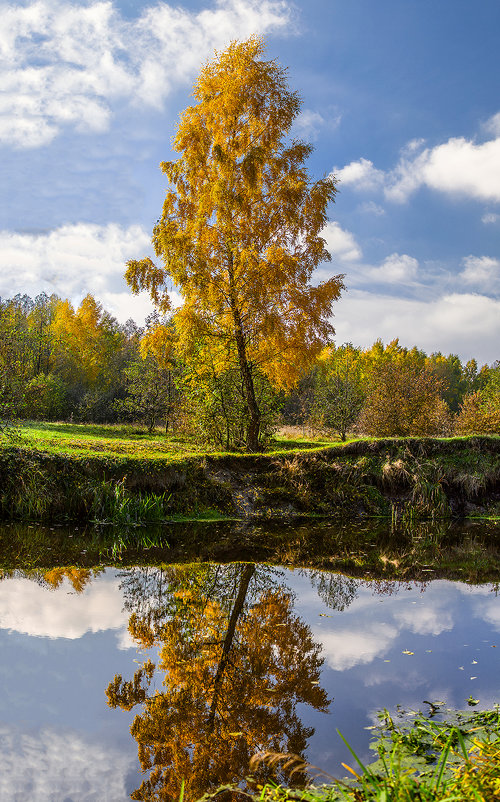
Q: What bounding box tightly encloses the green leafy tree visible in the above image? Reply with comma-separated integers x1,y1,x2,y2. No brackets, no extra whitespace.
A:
23,373,68,420
310,343,365,440
359,341,449,437
455,362,500,435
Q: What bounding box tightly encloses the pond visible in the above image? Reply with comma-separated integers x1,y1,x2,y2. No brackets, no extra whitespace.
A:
1,520,500,801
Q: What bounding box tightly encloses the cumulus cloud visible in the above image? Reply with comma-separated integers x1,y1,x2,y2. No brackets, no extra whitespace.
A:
394,603,454,636
460,255,500,290
334,157,385,192
322,220,362,262
320,220,419,288
0,0,292,148
335,113,500,205
368,253,419,284
0,726,134,801
475,599,500,631
0,222,157,323
385,133,500,203
332,289,500,364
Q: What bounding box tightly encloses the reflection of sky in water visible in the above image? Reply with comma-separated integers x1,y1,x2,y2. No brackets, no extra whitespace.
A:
0,568,499,799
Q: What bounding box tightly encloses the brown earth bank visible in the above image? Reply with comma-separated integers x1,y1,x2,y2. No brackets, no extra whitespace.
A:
0,436,499,523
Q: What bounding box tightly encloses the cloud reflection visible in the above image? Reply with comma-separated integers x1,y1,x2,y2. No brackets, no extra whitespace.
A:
0,575,129,642
0,725,133,801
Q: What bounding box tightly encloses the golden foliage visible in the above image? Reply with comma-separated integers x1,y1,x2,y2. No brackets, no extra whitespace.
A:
455,390,500,435
106,564,329,801
359,341,450,437
125,38,344,447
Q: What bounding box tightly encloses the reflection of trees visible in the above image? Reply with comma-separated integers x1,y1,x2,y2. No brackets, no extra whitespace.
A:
43,567,97,592
306,570,359,611
0,566,102,592
106,564,330,801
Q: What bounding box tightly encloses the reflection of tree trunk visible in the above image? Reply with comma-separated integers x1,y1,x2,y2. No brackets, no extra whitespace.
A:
207,563,255,731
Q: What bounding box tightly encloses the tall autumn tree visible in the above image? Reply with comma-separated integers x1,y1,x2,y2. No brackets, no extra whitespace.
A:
126,37,344,451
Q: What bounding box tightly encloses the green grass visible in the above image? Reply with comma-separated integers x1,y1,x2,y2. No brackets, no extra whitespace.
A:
8,421,345,463
15,421,210,459
3,424,500,525
231,706,500,802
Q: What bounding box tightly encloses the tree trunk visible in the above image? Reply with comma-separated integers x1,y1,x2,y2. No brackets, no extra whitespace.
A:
207,563,256,731
227,253,261,451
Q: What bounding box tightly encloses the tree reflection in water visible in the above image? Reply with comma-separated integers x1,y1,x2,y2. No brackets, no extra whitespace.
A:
106,564,331,801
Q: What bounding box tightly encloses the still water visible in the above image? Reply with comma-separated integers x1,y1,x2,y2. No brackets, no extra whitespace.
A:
1,551,500,801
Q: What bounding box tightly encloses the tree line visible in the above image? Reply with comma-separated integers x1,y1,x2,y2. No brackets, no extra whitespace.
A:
2,40,498,447
0,291,498,445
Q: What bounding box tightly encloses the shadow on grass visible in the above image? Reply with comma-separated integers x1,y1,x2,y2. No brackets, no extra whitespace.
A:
20,421,192,443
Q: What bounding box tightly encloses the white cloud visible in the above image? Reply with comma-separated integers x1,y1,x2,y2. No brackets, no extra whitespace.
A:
335,157,385,192
0,574,129,640
482,213,500,224
483,111,500,137
0,726,134,801
293,109,325,140
460,255,500,290
0,222,157,323
475,599,500,631
333,289,500,364
0,0,293,148
293,108,342,141
369,253,419,284
358,200,385,216
386,134,500,204
322,221,362,262
336,113,500,205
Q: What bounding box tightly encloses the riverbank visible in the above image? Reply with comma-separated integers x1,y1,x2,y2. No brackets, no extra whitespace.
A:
238,705,500,802
0,432,499,523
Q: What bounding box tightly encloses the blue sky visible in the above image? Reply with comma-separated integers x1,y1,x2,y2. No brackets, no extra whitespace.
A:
1,0,499,363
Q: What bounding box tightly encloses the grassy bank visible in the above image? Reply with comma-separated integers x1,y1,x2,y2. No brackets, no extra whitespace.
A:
237,705,500,802
0,423,499,523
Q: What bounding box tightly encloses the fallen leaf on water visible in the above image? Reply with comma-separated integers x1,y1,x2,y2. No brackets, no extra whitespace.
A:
402,650,414,655
470,676,478,680
472,660,478,664
459,666,464,670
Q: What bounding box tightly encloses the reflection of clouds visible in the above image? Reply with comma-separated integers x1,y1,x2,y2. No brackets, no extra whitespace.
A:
316,624,398,671
309,579,500,673
394,604,453,636
0,576,128,640
0,726,133,801
476,600,500,632
115,628,136,651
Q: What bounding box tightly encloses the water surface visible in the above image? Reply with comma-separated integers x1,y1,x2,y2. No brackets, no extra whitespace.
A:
1,544,500,801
